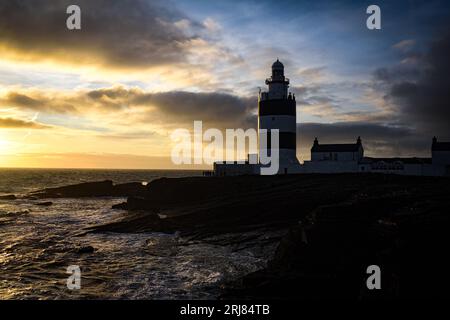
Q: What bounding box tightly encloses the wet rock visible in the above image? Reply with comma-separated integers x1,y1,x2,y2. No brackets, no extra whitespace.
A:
125,196,158,210
28,180,147,198
0,194,16,200
112,202,128,210
80,173,450,299
7,210,30,216
89,212,169,234
145,237,179,256
91,174,450,240
221,190,450,299
112,182,147,197
36,201,53,206
30,180,114,198
76,246,96,254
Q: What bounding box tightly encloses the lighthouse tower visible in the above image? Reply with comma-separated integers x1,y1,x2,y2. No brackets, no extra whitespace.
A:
258,59,299,173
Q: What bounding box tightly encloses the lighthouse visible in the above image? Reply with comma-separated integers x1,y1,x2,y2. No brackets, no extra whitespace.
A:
258,59,299,173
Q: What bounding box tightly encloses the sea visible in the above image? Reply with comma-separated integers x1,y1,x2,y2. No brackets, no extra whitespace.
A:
0,168,268,299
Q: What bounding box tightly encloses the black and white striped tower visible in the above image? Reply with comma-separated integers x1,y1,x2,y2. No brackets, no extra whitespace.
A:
258,59,299,173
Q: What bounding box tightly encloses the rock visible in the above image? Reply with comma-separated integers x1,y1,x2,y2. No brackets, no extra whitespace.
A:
91,174,450,239
30,180,114,198
6,210,30,216
89,213,169,234
80,173,450,299
145,237,179,256
125,196,158,210
112,202,128,210
112,182,147,197
0,194,16,200
76,246,95,254
221,189,450,299
28,180,148,199
36,201,53,206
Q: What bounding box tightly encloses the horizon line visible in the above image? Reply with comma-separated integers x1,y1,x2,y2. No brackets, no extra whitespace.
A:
0,166,207,171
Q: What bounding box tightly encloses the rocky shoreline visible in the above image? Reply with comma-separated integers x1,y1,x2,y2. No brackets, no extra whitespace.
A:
7,173,450,299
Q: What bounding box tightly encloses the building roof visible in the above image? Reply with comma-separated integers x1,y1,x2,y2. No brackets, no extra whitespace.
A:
311,143,360,153
432,141,450,151
311,137,362,153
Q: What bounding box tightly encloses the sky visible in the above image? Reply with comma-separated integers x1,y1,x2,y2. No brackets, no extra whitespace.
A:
0,0,449,168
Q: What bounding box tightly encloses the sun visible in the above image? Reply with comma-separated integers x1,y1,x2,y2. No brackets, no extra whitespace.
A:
0,134,10,153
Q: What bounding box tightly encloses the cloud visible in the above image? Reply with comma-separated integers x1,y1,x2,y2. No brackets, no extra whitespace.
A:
1,86,257,130
392,39,416,52
5,93,42,108
0,0,205,69
0,117,50,129
133,91,256,128
296,66,327,81
84,86,257,128
203,18,222,34
375,32,450,138
1,91,78,114
299,122,412,142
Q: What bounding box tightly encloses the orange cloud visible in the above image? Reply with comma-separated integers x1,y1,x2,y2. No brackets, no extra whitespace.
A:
0,117,50,129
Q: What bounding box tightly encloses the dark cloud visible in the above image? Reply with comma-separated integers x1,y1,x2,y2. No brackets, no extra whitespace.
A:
84,87,257,128
137,91,257,128
299,122,412,142
375,32,450,139
2,92,78,114
0,0,203,68
5,93,43,108
373,66,421,84
2,86,257,129
290,85,326,107
0,117,50,129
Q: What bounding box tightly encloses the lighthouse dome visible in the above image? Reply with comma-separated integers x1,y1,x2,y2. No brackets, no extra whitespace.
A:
272,59,284,69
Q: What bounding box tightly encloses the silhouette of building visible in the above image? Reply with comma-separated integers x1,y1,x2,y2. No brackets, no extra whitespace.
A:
432,136,450,167
259,59,299,173
213,60,450,176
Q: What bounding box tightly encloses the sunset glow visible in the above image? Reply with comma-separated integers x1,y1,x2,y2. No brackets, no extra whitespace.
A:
1,0,449,168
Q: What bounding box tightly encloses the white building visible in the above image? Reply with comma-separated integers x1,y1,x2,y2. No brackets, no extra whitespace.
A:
304,136,450,177
302,137,363,173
